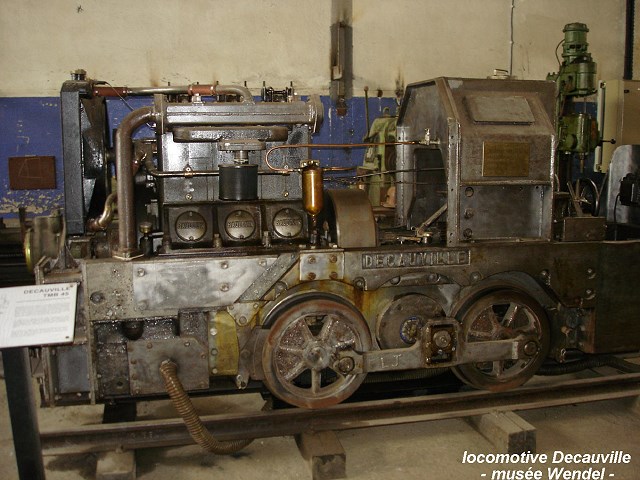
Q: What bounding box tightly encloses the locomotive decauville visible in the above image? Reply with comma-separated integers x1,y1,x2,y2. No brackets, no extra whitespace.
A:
28,71,640,428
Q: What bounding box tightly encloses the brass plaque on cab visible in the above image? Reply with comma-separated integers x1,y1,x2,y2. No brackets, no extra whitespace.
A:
482,141,530,177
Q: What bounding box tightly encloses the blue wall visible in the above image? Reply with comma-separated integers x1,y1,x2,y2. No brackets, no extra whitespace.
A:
0,95,398,219
0,98,64,217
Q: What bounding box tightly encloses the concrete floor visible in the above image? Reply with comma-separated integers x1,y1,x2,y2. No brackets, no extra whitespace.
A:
1,374,640,480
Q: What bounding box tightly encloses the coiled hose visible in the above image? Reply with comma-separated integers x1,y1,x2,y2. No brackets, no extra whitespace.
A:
537,354,640,376
159,360,253,454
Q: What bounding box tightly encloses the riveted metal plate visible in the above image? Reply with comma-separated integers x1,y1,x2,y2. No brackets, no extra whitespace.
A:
209,310,239,375
132,256,277,312
300,251,344,281
238,252,298,302
127,337,208,395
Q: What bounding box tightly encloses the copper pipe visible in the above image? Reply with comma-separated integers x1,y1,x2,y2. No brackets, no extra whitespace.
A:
115,106,155,256
264,141,420,173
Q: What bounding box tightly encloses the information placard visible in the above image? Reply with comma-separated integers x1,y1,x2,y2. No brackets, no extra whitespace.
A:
0,283,77,348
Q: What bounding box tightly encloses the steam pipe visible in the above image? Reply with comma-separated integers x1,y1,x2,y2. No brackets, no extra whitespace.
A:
115,106,156,256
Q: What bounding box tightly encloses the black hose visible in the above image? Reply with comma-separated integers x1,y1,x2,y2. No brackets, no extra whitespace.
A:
537,354,640,376
159,360,253,454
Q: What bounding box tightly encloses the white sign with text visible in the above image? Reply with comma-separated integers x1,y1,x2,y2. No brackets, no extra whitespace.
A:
0,283,77,348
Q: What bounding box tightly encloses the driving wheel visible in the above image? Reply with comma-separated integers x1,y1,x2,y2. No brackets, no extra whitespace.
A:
452,290,550,391
262,296,371,409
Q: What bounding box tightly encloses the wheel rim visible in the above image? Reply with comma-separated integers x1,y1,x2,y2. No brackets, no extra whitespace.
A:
453,290,549,391
262,297,371,408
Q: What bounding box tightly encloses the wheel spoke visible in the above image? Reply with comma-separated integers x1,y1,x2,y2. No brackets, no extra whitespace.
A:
491,361,504,377
277,345,304,356
318,316,336,343
310,369,322,394
282,360,307,382
484,310,501,333
293,319,315,343
502,303,519,328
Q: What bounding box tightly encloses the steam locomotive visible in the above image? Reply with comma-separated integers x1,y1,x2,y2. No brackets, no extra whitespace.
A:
26,72,640,416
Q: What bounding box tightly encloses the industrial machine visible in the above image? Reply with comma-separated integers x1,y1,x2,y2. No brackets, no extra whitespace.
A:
547,22,600,178
26,71,640,418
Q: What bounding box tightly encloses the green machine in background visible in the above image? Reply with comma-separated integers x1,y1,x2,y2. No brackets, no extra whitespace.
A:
547,23,600,178
359,108,397,207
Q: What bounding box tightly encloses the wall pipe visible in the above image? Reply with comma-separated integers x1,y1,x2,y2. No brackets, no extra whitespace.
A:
115,106,156,256
624,0,635,80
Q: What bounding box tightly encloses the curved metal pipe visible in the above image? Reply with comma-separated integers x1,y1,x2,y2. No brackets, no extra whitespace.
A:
188,84,254,103
115,106,155,256
159,360,253,454
87,192,117,232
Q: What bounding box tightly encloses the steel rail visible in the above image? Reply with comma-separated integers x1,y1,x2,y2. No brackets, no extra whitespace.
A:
40,372,640,456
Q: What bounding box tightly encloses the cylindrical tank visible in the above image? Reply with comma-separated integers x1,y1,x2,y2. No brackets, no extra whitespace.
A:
219,164,258,201
301,161,323,217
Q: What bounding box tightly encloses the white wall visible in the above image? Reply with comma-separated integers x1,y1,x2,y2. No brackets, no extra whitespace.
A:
354,0,627,93
0,0,628,97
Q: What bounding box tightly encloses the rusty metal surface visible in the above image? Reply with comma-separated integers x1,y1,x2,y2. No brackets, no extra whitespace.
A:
127,337,209,395
39,371,640,456
299,251,344,282
561,216,606,242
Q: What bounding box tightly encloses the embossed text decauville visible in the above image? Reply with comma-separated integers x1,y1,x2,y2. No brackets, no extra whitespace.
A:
361,250,471,269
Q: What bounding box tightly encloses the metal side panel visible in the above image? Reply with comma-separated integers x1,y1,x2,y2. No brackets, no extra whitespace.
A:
594,240,640,352
84,255,278,319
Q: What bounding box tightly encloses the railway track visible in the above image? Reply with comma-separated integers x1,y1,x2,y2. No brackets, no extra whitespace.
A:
40,369,640,456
